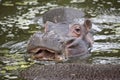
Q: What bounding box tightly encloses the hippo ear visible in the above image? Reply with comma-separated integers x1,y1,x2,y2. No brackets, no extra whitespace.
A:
83,19,92,31
44,21,55,32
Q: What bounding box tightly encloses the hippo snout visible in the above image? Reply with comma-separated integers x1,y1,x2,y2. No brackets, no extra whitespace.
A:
27,31,67,61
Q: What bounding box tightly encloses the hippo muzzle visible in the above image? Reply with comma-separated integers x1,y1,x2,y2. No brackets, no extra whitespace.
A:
27,31,66,61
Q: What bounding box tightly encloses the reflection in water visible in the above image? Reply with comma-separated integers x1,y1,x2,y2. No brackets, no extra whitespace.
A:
92,57,120,64
1,41,27,53
0,0,120,79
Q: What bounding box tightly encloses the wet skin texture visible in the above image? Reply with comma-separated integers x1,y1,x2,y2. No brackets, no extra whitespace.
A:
20,63,120,80
27,8,94,61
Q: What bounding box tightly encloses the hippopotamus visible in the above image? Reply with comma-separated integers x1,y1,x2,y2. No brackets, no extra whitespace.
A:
20,63,120,80
27,8,94,61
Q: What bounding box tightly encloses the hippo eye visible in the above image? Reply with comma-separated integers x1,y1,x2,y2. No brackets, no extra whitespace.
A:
35,50,42,54
75,28,80,32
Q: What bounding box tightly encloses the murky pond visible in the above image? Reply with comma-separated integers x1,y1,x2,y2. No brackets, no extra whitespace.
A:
0,0,120,80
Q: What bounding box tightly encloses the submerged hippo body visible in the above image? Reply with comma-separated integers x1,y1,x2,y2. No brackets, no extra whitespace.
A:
27,8,94,61
20,63,120,80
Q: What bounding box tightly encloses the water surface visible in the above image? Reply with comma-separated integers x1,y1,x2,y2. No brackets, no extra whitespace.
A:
0,0,120,80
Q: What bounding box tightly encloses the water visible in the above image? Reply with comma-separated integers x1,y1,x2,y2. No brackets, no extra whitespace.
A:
0,0,120,80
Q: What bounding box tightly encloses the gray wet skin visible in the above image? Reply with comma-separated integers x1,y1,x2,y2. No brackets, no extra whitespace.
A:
27,8,94,61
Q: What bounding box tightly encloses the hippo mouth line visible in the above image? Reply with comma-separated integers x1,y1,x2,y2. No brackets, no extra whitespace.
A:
30,47,63,61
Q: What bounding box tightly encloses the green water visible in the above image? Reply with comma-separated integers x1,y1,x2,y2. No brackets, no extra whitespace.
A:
0,0,120,80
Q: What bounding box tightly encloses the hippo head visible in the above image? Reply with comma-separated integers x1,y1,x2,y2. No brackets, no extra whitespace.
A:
27,20,93,62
